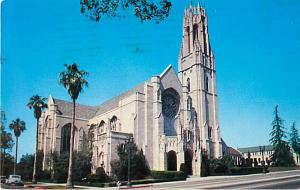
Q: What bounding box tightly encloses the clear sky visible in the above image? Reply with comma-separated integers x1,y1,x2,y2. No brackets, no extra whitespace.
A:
2,0,300,160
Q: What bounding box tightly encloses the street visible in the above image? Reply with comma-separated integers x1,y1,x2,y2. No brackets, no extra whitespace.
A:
151,170,300,189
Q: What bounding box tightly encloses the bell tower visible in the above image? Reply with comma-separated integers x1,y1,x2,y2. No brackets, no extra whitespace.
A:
178,2,222,158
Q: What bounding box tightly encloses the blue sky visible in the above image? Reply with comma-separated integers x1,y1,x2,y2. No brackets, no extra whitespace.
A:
2,0,300,160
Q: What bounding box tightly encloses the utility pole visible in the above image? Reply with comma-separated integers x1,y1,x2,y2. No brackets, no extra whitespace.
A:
259,146,266,173
126,136,133,187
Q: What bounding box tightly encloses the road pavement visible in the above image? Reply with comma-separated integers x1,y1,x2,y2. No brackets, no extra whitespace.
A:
152,170,300,189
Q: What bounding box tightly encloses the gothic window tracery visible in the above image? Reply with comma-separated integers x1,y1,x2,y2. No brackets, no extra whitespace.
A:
61,123,77,152
162,88,180,136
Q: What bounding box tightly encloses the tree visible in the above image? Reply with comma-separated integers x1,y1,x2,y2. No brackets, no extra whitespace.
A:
59,63,88,187
290,122,300,154
17,151,49,181
246,151,253,167
9,118,26,174
111,141,150,180
269,106,294,166
0,152,14,176
27,95,48,184
80,0,172,23
52,151,91,182
0,130,14,175
0,111,14,176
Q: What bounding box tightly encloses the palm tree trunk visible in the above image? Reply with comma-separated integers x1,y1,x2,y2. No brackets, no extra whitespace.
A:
2,149,5,176
14,137,18,174
32,118,39,183
66,99,76,188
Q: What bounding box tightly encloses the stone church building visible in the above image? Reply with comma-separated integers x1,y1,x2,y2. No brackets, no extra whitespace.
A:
38,3,222,176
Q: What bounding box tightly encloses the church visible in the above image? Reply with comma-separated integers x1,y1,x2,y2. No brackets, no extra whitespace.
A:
38,3,222,176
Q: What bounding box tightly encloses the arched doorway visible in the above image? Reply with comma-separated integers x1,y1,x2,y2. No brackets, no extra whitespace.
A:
184,149,193,175
167,150,177,171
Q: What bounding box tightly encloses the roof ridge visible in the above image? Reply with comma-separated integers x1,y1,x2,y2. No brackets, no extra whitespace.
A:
53,98,97,109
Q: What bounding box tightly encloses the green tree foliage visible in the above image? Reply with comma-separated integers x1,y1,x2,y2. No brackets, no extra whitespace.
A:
290,122,300,154
110,141,150,180
0,110,14,176
269,106,294,166
85,167,108,183
246,151,253,167
0,152,14,176
9,118,26,174
17,151,49,181
59,63,88,187
80,0,172,23
209,156,233,174
53,151,91,182
27,95,48,183
200,149,210,177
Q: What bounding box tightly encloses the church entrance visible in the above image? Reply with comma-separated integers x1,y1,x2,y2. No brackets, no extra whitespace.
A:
184,149,193,175
167,150,177,171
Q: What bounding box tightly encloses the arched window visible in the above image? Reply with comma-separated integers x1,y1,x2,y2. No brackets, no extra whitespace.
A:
98,152,104,167
61,124,71,152
98,121,105,134
79,127,84,151
110,116,117,131
186,26,190,53
187,78,190,92
204,74,209,91
208,126,212,139
187,96,192,110
193,24,198,44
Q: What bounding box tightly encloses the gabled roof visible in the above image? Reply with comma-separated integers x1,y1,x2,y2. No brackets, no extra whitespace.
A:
53,98,98,119
51,65,179,119
237,145,274,153
94,81,147,116
227,147,241,156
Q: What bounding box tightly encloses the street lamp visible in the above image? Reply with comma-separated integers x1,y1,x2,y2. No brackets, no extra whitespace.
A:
259,146,266,173
125,136,134,187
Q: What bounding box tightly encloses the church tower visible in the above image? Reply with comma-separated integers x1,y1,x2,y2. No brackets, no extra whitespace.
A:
178,2,222,159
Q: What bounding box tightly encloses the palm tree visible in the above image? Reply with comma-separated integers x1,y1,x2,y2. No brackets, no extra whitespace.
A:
27,95,48,184
9,118,26,174
59,63,88,187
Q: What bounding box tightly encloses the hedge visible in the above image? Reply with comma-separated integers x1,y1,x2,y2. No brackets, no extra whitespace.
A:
229,167,265,175
150,170,187,179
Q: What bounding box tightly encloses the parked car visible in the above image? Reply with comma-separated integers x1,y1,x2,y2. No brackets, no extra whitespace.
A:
0,176,6,184
5,175,23,185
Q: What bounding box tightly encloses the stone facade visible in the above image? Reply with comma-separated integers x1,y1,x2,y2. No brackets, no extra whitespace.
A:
38,3,222,176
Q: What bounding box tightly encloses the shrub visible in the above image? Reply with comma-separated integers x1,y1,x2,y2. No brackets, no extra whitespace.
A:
201,149,210,177
110,142,150,181
230,167,264,175
179,163,188,176
150,171,186,179
209,157,232,174
85,167,108,183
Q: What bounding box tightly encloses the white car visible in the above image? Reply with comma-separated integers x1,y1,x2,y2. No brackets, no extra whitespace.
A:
5,175,23,185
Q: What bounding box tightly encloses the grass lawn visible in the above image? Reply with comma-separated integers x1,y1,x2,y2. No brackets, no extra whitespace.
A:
23,182,83,189
268,166,300,172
